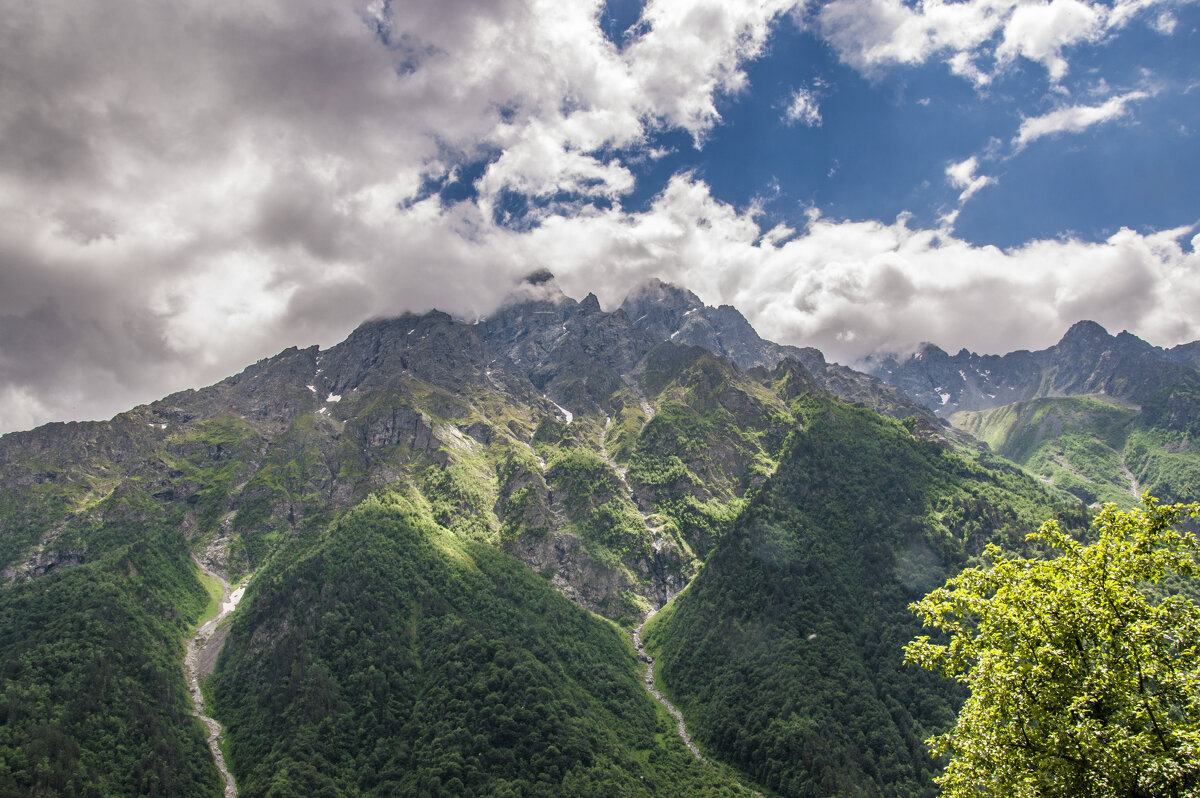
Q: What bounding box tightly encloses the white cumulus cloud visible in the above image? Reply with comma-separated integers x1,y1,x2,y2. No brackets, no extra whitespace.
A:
945,156,996,203
0,0,804,433
521,176,1200,363
800,0,1190,84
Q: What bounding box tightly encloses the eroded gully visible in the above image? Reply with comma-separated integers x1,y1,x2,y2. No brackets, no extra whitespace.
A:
600,405,705,762
631,608,706,762
184,561,245,798
603,394,760,794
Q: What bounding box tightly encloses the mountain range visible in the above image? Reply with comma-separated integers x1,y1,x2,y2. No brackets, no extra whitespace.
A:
866,321,1200,506
0,273,1195,796
865,319,1200,432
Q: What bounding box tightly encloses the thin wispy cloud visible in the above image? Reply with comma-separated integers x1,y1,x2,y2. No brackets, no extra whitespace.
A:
939,156,997,228
1014,90,1151,148
784,87,823,126
946,157,996,204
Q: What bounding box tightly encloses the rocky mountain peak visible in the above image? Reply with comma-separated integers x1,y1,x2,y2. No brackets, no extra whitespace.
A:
616,278,935,422
915,342,950,360
523,268,556,285
1115,330,1153,350
618,278,704,336
867,319,1200,435
621,277,703,309
1167,341,1200,370
1058,319,1112,349
501,268,571,310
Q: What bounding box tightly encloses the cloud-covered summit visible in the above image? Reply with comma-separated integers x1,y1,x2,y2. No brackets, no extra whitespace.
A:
0,0,1196,434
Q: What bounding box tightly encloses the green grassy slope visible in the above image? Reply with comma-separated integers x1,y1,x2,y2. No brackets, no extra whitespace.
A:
209,491,745,797
952,396,1200,507
644,394,1087,798
626,346,794,561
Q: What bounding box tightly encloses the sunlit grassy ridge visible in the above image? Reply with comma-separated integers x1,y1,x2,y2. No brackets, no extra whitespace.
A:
953,396,1200,507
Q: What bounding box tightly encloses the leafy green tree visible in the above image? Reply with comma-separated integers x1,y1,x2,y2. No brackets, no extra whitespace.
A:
906,498,1200,797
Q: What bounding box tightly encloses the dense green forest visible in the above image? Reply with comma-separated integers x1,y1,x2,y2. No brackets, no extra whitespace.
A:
209,491,746,797
0,489,219,796
643,394,1088,797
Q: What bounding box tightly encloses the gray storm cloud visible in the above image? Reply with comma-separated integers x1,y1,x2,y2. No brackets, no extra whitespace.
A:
0,0,1197,434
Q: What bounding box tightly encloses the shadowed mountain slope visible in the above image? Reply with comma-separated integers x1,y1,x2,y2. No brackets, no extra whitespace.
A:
644,391,1087,797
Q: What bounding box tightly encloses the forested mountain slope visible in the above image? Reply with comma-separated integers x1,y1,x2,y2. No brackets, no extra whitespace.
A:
0,484,220,794
644,392,1087,797
210,492,745,796
0,275,775,617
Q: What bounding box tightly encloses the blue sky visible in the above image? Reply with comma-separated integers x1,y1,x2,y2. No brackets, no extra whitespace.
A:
613,1,1200,247
0,0,1198,433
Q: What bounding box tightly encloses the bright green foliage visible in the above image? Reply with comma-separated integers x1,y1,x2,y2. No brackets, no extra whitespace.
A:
906,498,1200,797
420,462,499,542
1125,428,1200,507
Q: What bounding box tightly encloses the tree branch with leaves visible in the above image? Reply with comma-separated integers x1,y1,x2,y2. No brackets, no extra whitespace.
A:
906,497,1200,797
